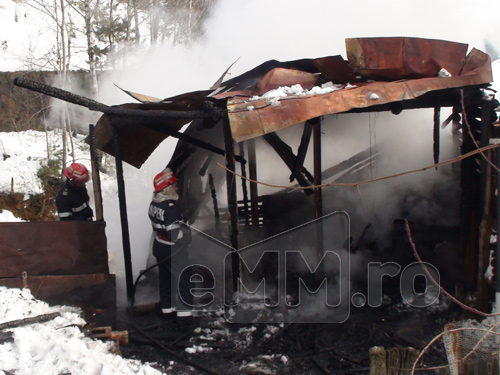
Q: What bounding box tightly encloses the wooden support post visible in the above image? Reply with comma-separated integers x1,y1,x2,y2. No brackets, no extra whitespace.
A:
461,92,483,288
222,116,240,292
263,132,313,194
112,123,134,306
208,174,220,220
313,118,324,277
433,107,441,168
477,97,494,312
89,124,104,221
313,118,323,220
239,143,250,226
248,139,260,227
291,119,315,182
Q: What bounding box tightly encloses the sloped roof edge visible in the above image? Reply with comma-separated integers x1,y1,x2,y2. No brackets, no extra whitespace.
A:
92,36,493,167
226,37,492,142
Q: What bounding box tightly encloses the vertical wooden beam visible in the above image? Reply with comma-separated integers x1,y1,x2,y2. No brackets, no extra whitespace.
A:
112,123,134,305
433,107,440,168
313,118,323,219
263,132,313,193
477,97,494,312
208,173,219,220
238,143,250,226
248,139,259,227
88,124,103,221
461,91,482,287
313,118,324,277
291,119,315,182
222,116,240,292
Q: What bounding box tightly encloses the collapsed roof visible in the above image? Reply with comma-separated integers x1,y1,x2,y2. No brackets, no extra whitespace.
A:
90,37,493,168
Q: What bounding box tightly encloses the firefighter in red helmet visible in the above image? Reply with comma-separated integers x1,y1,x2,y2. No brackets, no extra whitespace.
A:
56,163,94,221
148,167,193,318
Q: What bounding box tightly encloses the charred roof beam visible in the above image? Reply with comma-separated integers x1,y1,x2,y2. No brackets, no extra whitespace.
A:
290,118,318,183
263,132,314,195
110,117,246,165
13,77,227,122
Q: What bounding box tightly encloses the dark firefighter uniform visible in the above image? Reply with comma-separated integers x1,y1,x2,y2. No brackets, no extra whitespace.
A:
148,198,192,312
55,181,94,221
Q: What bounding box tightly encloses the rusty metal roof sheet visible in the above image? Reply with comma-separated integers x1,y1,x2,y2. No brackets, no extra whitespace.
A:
226,38,492,142
92,37,493,167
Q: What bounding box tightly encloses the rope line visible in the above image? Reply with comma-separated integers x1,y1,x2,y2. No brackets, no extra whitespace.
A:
217,143,500,190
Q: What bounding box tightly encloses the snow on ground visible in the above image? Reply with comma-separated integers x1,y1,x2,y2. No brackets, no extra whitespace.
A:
0,210,24,222
0,287,163,375
0,130,169,373
0,130,90,196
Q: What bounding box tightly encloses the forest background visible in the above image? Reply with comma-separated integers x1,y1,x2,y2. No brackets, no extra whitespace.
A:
0,0,218,220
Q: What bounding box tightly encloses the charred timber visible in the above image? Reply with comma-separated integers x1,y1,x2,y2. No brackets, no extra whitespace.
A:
291,119,315,182
222,117,240,292
263,132,314,195
238,143,250,226
112,118,246,165
13,77,227,121
209,173,220,220
0,312,61,331
89,124,104,221
247,139,260,227
112,124,134,305
433,107,440,168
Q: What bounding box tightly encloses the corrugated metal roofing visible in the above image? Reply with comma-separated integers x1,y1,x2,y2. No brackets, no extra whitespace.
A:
90,37,493,168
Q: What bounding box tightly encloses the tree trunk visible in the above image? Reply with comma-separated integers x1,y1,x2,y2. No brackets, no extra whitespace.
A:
132,0,140,45
84,0,99,96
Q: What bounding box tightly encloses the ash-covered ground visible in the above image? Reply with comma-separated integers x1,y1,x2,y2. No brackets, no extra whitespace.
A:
117,296,461,375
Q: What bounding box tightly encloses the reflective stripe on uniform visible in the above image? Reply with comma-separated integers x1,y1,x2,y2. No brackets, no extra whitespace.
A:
166,223,181,231
58,212,72,218
155,234,175,245
152,222,166,230
72,202,88,212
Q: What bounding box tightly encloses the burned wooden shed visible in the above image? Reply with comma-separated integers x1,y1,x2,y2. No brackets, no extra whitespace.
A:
13,36,499,315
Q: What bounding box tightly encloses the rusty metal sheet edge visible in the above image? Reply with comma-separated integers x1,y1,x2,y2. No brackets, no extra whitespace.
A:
228,65,492,142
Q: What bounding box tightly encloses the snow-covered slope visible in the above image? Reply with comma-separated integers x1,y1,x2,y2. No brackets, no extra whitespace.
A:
0,287,163,375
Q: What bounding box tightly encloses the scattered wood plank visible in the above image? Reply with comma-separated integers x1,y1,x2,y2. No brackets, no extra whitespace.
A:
86,326,129,347
0,312,61,331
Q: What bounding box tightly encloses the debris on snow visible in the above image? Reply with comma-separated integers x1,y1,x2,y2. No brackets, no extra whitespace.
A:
0,287,163,375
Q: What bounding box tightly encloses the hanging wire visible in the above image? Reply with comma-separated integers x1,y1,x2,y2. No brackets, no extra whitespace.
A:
216,143,500,191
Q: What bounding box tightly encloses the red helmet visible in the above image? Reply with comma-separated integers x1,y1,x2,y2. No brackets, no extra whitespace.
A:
153,168,177,192
64,163,90,184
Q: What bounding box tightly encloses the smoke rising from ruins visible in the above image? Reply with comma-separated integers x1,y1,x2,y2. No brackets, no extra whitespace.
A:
83,0,498,306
